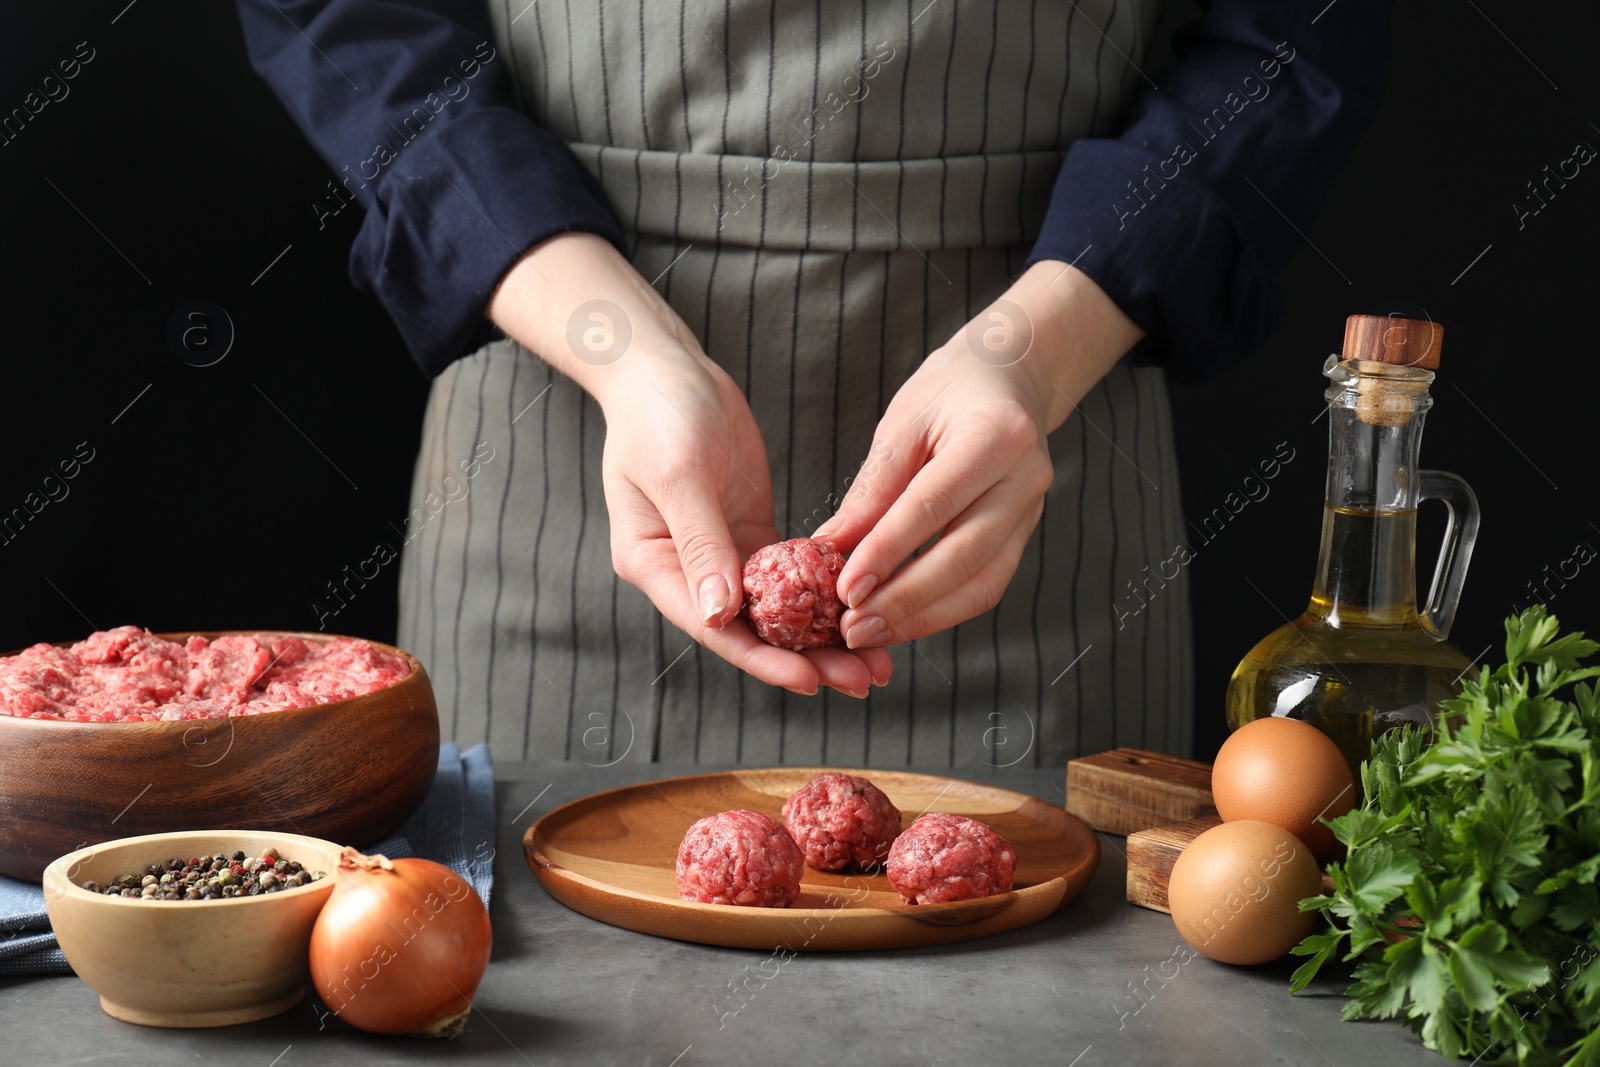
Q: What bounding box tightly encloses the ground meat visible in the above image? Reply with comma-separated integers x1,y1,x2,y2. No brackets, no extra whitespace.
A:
742,538,846,650
886,813,1017,905
781,772,902,871
0,626,411,722
674,809,805,907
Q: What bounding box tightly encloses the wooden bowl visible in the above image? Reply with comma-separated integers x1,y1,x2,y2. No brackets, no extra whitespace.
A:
43,830,342,1027
0,632,438,882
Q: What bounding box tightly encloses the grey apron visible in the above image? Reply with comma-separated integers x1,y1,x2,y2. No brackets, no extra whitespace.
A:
399,0,1194,768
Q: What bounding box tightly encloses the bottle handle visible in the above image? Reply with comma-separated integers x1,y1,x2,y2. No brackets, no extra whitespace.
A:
1418,470,1480,640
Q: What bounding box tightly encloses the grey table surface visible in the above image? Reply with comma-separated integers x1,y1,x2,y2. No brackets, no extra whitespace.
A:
0,762,1447,1067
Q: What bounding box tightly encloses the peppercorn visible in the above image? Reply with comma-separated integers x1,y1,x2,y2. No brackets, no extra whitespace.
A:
84,849,326,901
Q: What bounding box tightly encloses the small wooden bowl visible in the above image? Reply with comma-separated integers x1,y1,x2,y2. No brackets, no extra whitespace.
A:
0,632,438,882
43,830,342,1027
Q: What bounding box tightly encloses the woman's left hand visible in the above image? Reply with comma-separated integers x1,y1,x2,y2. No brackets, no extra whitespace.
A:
813,263,1143,649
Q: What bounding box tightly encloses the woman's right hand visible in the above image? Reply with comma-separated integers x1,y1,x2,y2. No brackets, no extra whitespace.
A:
488,233,891,697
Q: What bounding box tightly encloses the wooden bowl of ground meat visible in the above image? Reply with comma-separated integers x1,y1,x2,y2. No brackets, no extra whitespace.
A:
0,627,439,882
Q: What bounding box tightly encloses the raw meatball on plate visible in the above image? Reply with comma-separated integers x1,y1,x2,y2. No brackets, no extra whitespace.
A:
674,809,805,908
782,772,902,871
887,813,1017,905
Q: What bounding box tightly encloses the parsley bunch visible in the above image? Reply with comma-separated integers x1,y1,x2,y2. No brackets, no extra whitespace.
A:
1290,607,1600,1066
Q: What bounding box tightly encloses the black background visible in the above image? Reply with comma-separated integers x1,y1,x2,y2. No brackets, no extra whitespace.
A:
1,1,1595,762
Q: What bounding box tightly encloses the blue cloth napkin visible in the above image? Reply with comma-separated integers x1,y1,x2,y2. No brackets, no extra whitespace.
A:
0,742,494,977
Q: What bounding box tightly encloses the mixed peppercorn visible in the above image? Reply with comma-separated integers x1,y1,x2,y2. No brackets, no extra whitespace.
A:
80,848,326,901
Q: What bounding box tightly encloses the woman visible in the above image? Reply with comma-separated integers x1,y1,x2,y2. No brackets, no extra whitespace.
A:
238,0,1389,767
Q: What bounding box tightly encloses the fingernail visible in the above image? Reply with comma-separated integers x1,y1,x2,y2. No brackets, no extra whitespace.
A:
785,685,818,697
845,616,887,650
869,669,890,688
699,575,729,623
843,686,869,700
845,574,878,610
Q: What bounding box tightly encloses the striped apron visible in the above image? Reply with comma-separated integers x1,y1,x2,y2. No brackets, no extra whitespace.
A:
398,0,1194,768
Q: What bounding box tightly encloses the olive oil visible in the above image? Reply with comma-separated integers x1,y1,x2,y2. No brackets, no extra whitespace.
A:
1226,508,1472,780
1225,317,1479,785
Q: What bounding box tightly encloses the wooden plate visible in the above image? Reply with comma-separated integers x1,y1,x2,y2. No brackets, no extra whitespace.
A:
524,768,1100,951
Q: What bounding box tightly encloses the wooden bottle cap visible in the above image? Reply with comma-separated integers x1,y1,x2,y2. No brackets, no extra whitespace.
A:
1341,314,1443,370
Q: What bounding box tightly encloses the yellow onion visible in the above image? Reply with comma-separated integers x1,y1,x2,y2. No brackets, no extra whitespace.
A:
309,847,492,1038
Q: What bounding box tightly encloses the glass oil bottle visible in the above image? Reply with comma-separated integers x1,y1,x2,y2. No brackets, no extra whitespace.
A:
1224,315,1480,783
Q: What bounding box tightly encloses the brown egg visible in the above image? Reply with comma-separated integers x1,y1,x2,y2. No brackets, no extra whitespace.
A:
1168,820,1322,965
1212,716,1355,856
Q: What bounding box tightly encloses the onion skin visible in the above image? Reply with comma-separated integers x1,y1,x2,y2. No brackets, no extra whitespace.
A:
309,849,493,1038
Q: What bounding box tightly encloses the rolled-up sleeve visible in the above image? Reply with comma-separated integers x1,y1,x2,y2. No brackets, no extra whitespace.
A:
1025,0,1393,381
235,0,628,377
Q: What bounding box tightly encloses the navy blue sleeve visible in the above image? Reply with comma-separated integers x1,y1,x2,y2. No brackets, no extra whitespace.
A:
1025,1,1393,382
235,0,628,378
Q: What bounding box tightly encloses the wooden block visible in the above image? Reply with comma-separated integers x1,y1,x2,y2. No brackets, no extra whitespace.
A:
1126,816,1338,914
1126,815,1221,914
1064,748,1216,836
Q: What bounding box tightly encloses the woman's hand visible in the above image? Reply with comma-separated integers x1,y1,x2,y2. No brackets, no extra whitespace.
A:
489,233,891,696
812,345,1055,650
814,262,1145,649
